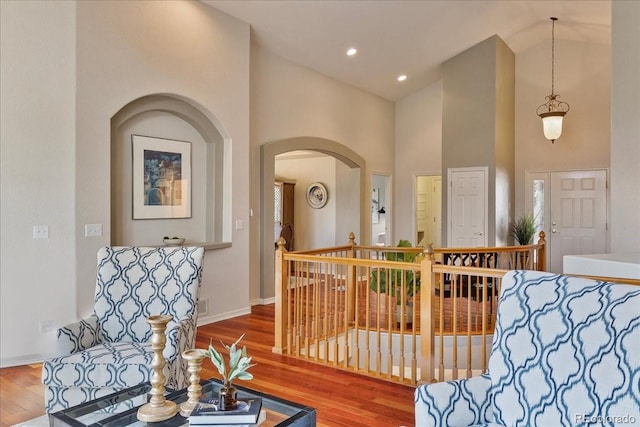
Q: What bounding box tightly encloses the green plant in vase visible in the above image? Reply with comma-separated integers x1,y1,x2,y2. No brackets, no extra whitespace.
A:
370,240,422,325
205,334,256,410
511,213,537,245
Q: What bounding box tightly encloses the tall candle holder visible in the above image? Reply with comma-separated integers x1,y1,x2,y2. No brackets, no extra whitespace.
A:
179,348,206,417
137,315,179,422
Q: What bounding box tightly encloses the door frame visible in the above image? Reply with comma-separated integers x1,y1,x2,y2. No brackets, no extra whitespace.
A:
414,172,442,248
371,172,392,246
447,166,488,247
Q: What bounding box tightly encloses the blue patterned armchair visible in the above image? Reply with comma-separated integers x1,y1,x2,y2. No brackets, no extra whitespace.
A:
415,270,640,426
42,246,205,412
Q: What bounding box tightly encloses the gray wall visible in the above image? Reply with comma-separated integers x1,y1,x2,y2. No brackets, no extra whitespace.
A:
611,1,640,253
494,38,516,246
441,35,515,246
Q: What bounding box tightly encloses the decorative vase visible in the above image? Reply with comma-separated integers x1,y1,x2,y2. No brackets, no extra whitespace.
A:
137,315,178,422
218,380,237,410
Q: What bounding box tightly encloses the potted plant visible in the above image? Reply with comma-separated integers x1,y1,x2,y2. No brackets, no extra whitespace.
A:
511,213,536,245
370,240,421,325
205,334,256,410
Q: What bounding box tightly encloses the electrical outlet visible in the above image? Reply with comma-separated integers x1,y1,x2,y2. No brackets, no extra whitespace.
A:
33,225,49,239
197,299,208,315
39,320,55,334
235,220,244,230
85,223,103,237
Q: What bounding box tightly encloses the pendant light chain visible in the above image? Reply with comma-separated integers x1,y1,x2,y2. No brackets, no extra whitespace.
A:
551,17,556,95
536,16,569,143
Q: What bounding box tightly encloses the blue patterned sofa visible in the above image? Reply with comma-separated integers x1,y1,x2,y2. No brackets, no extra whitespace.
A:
415,270,640,426
42,246,205,412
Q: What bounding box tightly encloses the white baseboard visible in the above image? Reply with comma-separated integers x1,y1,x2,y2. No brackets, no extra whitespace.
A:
197,307,251,326
0,351,55,368
251,297,275,306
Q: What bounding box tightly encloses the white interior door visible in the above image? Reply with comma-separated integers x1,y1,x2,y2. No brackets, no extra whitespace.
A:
416,176,429,246
549,170,607,273
415,175,442,247
432,176,442,247
448,167,488,247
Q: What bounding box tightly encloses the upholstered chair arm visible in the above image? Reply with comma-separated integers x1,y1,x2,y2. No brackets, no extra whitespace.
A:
163,318,197,360
163,318,198,390
56,314,103,356
415,373,494,427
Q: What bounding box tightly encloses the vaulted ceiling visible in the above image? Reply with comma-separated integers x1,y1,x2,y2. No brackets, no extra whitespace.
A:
203,1,610,101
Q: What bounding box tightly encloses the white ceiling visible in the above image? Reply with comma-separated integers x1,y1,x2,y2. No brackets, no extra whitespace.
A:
202,0,611,101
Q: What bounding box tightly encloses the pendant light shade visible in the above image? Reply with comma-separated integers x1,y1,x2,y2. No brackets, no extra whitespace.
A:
540,108,566,141
536,17,570,143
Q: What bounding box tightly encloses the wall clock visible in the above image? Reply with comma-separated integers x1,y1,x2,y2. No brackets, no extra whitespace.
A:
306,182,328,209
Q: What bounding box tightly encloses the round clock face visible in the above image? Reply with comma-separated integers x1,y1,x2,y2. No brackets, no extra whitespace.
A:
306,182,328,209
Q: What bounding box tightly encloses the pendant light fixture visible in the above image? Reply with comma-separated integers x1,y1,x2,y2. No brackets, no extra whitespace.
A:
536,17,570,143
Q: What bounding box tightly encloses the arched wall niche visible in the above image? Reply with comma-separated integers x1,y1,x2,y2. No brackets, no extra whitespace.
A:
260,136,368,298
111,93,231,247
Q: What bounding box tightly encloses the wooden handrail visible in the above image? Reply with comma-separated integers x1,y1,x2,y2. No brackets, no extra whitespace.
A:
275,232,638,387
274,232,547,384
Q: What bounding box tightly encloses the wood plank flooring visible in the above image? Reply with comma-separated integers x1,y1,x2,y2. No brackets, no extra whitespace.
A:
0,304,415,427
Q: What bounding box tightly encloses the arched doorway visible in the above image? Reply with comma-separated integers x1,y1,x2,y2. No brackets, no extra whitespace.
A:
260,137,367,299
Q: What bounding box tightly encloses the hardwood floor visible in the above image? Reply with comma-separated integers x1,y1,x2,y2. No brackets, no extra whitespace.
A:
0,304,415,427
0,363,43,427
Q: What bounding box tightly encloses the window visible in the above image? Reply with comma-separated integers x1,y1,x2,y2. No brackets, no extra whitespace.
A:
532,179,545,236
274,182,283,243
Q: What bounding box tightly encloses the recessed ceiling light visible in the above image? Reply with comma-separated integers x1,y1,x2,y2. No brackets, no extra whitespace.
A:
346,48,357,56
397,75,407,82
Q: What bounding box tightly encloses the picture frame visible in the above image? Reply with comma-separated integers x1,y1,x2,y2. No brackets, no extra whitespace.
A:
132,134,191,219
306,182,328,209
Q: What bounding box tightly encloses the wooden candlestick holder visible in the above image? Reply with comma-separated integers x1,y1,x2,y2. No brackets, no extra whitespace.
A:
137,315,179,422
179,348,206,417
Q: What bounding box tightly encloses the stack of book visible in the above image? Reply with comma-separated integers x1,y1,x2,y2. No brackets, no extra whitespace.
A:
188,397,265,426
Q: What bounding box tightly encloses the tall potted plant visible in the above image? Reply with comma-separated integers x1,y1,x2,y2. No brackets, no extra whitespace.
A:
511,213,536,245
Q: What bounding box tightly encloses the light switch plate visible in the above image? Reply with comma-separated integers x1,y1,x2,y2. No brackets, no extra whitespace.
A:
85,224,103,237
33,225,49,239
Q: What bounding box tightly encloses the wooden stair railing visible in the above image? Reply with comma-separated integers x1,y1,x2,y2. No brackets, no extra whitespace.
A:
274,232,547,386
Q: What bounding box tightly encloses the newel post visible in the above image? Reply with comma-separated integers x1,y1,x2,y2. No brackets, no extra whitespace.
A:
346,232,357,325
419,254,435,384
537,231,546,272
273,237,288,355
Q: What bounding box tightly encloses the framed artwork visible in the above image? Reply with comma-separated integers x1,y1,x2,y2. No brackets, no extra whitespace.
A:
306,182,328,209
132,134,191,219
372,188,380,223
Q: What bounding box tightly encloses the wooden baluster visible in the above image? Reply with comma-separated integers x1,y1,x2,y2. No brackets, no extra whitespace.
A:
313,261,320,362
304,260,310,360
481,275,488,372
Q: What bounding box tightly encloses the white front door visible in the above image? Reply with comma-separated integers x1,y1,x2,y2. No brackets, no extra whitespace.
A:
526,169,608,273
549,170,607,273
448,167,488,247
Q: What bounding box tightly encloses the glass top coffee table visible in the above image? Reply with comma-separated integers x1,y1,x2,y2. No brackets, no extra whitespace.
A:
50,379,316,427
